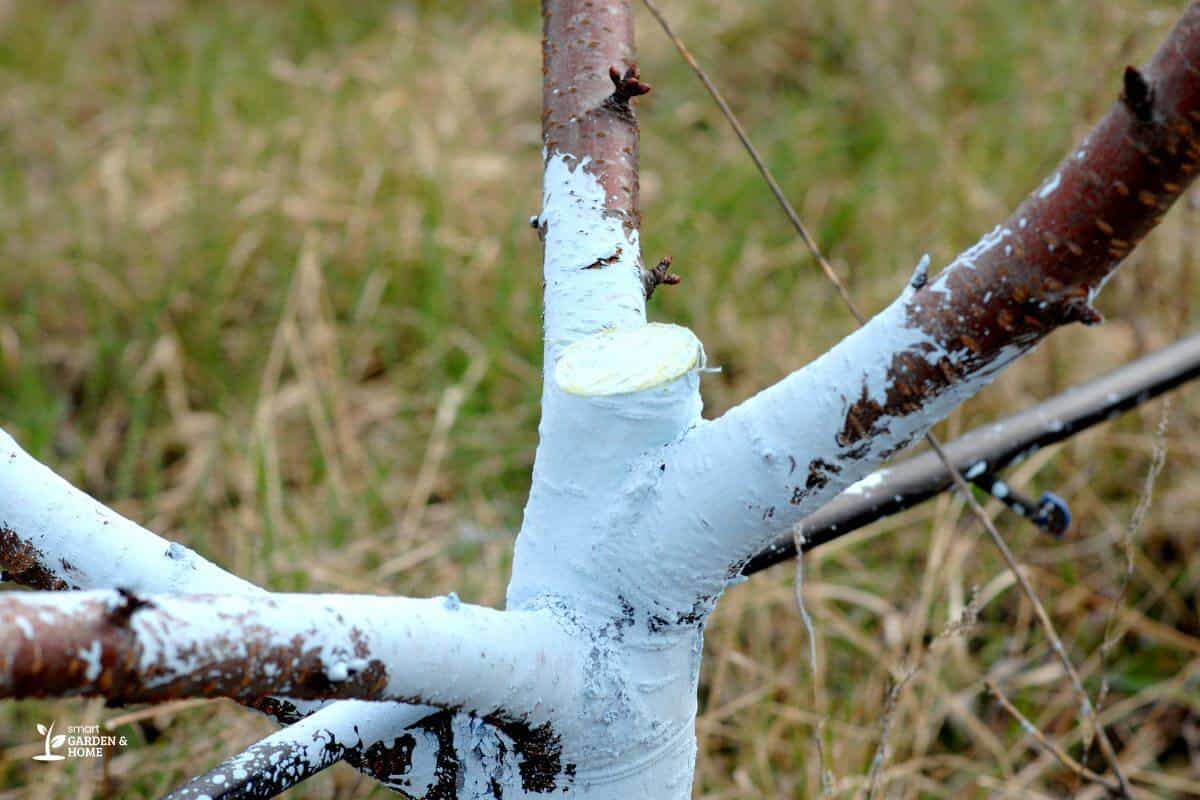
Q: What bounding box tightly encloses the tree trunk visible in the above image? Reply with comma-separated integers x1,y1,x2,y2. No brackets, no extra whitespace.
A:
0,2,1198,797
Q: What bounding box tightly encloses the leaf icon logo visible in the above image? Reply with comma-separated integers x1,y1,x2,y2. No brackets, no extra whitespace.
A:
32,721,66,762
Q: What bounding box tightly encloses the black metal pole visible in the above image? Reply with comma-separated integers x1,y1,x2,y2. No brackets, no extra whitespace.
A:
741,331,1200,576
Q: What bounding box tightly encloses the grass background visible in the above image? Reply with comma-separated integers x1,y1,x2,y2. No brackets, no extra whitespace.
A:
0,0,1198,796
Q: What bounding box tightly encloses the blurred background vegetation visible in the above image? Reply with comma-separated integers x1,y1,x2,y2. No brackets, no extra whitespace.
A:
0,0,1197,797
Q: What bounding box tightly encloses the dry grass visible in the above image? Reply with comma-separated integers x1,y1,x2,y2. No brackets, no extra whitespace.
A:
0,0,1197,797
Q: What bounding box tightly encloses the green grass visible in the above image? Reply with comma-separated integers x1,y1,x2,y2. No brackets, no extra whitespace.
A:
1,1,1197,796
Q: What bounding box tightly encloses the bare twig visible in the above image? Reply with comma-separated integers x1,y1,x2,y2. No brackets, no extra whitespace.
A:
639,0,864,324
865,591,981,799
1092,401,1171,760
792,528,835,797
985,680,1121,794
1102,401,1171,660
865,663,919,800
924,437,1134,796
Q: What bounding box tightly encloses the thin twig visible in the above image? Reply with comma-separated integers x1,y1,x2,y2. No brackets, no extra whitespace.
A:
103,698,213,730
1093,400,1171,758
865,663,918,800
639,0,864,324
642,2,1135,794
792,527,835,797
924,436,1134,797
985,680,1121,794
865,590,980,800
1102,401,1171,658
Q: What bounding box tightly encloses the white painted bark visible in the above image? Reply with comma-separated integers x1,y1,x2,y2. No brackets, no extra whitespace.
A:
0,429,254,593
629,275,1025,609
0,429,452,793
538,152,647,363
0,4,1195,795
167,701,435,800
0,590,583,717
0,120,1064,800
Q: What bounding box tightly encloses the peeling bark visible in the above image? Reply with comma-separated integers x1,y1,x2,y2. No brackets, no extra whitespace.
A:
0,525,72,590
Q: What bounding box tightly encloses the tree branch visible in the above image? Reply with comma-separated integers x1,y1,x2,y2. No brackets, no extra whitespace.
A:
633,4,1200,607
165,700,437,800
0,590,582,719
512,1,697,610
0,429,254,593
741,329,1200,574
0,427,482,793
539,0,648,361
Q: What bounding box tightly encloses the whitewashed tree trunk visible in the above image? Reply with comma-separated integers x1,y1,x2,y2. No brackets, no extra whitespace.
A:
1,2,1199,797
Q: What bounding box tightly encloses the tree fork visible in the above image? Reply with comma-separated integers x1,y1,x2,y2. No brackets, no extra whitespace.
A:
627,5,1200,607
0,5,1196,798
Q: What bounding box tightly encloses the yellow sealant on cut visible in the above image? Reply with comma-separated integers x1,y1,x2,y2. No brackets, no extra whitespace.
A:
555,323,702,396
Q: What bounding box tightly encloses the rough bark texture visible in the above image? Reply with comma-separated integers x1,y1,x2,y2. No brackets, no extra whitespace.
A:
542,0,640,230
849,6,1200,442
0,591,580,717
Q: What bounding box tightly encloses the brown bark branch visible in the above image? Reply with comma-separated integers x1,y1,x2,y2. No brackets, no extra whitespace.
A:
542,0,642,230
848,4,1200,438
0,591,581,719
638,0,1200,645
0,592,384,705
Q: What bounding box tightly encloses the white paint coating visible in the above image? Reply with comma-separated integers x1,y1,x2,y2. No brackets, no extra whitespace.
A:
623,282,1028,608
0,89,1132,798
169,701,434,799
957,225,1011,270
540,152,646,363
0,429,254,595
1038,172,1062,199
78,640,102,681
